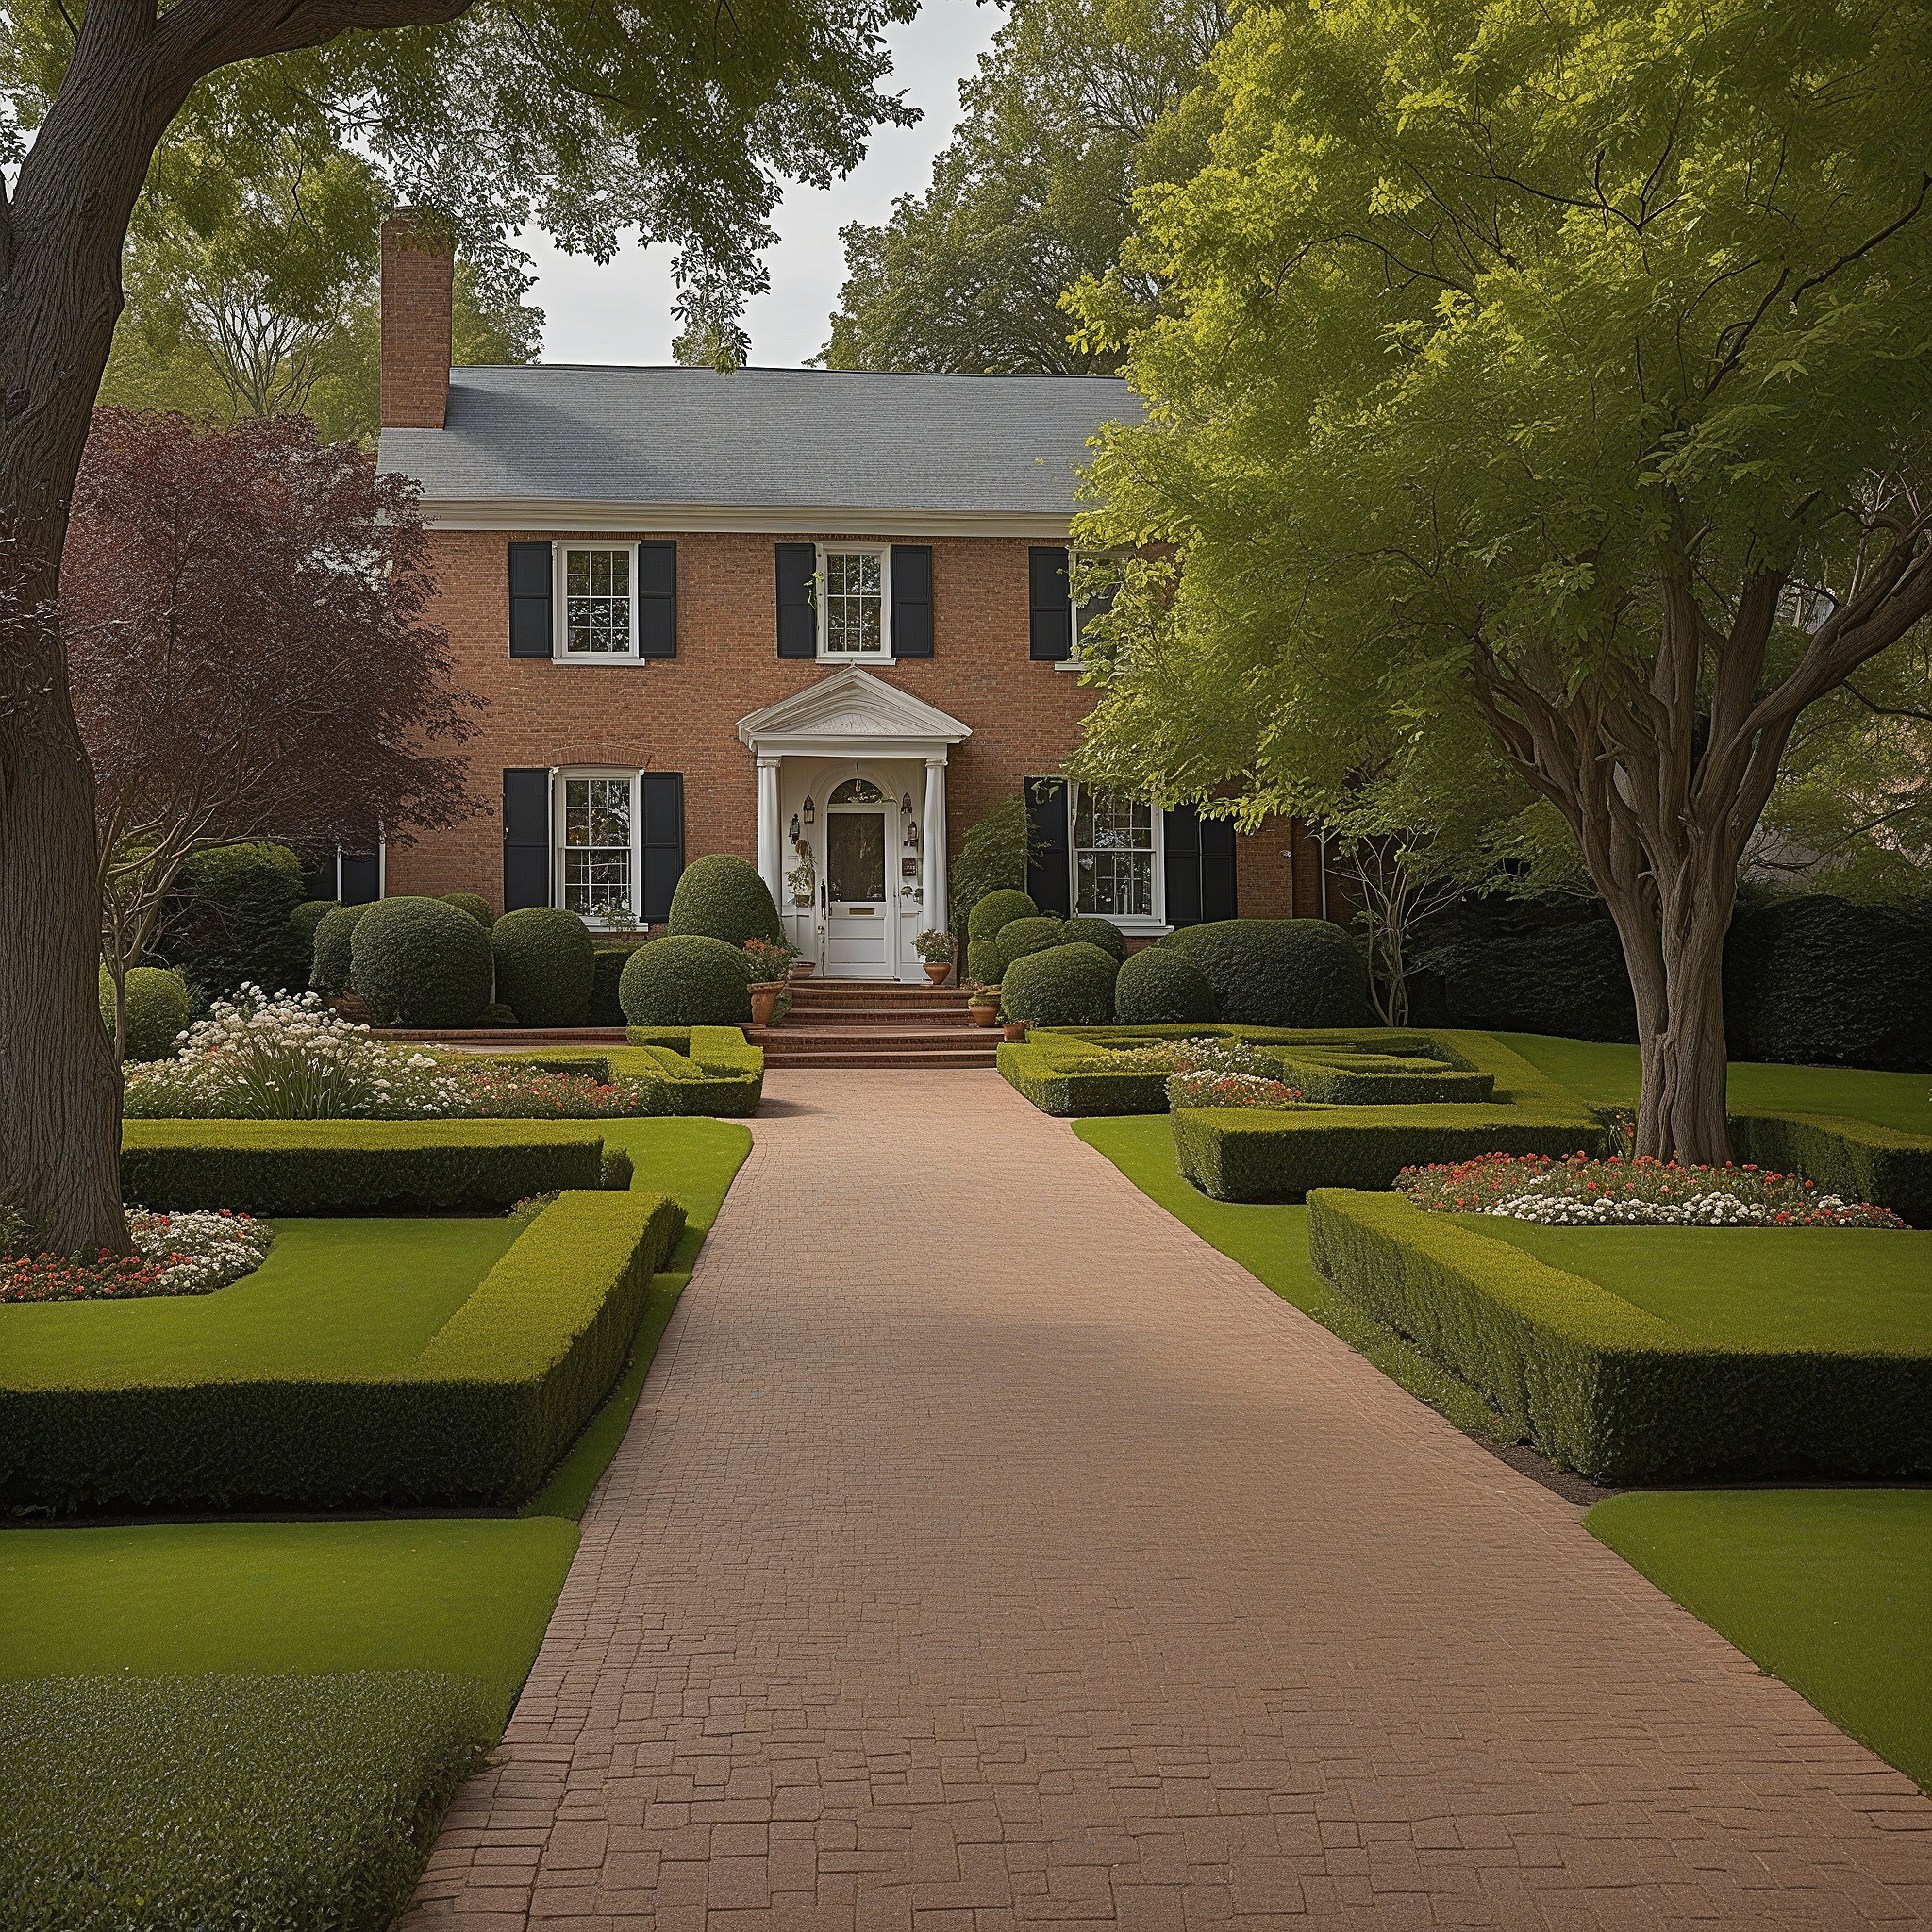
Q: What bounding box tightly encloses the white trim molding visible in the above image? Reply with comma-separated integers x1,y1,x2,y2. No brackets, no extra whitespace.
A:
737,664,972,761
418,499,1079,539
553,540,641,661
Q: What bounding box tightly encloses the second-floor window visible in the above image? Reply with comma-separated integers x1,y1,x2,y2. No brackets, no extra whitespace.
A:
819,546,889,658
561,546,636,658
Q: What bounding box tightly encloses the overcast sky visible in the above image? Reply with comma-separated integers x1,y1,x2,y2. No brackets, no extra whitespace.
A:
519,2,1002,370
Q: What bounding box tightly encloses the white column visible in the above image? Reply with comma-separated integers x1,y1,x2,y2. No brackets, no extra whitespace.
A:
757,755,783,912
922,756,948,936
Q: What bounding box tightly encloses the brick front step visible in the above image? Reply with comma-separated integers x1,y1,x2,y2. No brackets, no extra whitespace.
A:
758,1047,999,1069
375,1027,629,1045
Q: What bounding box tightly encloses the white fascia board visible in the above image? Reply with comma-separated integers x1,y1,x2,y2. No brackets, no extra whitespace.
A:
413,498,1076,539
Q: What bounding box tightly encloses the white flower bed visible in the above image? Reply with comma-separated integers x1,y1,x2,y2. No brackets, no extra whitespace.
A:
127,1208,276,1292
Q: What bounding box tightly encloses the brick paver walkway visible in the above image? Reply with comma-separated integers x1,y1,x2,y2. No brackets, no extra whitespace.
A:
408,1071,1932,1930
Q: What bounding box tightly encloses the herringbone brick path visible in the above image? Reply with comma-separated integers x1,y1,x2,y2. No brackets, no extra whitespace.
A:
406,1071,1932,1929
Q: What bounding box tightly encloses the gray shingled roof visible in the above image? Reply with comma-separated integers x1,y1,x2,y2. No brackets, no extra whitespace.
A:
377,365,1137,513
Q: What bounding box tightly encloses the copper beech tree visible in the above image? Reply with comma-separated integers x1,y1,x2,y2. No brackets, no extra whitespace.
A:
71,409,475,1059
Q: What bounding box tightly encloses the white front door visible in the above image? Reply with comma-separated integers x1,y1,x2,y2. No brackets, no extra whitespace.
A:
825,802,891,977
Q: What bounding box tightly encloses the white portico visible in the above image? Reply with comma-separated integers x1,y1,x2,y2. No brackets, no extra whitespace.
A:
737,668,971,981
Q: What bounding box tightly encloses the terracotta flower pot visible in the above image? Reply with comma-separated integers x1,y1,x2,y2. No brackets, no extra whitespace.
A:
924,961,951,985
790,959,815,979
750,982,785,1027
1002,1020,1027,1042
968,1003,999,1028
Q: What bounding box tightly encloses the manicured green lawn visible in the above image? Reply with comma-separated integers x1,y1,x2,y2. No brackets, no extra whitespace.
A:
1454,1221,1932,1352
1499,1032,1932,1135
3,1216,522,1384
1588,1489,1932,1793
0,1519,575,1727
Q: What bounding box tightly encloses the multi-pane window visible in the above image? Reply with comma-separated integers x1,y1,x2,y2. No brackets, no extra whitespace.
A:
562,547,634,656
820,548,886,656
1074,789,1154,918
561,775,633,916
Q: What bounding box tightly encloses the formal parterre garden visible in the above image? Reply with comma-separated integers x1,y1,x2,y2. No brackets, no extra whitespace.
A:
2,951,763,1926
987,907,1932,1795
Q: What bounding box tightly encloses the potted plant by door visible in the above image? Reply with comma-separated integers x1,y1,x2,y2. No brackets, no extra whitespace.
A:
967,986,1000,1027
743,936,797,1027
914,928,954,985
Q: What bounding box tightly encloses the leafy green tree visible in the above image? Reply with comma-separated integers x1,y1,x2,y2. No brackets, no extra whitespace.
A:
0,0,916,1252
1068,0,1932,1162
819,0,1224,373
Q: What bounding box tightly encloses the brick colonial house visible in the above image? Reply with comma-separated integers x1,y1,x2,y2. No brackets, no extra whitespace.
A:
375,217,1331,982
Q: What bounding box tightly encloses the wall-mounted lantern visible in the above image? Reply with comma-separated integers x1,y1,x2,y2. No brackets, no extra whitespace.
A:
802,796,816,826
789,813,801,844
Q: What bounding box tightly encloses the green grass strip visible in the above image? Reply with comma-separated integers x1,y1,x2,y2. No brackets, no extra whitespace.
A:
1587,1489,1932,1793
1074,1115,1512,1442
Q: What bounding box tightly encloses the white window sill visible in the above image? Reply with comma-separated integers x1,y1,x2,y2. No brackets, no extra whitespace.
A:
815,653,894,667
1053,657,1084,673
553,653,643,666
1081,916,1170,938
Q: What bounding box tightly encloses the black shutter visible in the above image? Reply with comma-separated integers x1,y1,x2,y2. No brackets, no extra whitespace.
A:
637,542,676,658
508,543,553,658
640,773,684,924
1201,813,1238,921
890,545,932,658
339,851,381,907
1025,777,1072,916
503,769,551,911
776,543,816,658
1163,806,1203,928
1028,547,1072,662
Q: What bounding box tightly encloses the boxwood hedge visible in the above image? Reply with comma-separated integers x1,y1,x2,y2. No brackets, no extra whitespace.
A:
1729,1109,1932,1228
309,902,373,993
99,966,189,1062
1307,1189,1932,1483
1061,915,1128,962
1000,942,1119,1026
619,935,752,1026
994,915,1065,974
1,1188,685,1511
491,907,595,1027
1114,947,1217,1024
966,887,1036,941
666,854,782,947
1159,919,1373,1027
349,898,493,1029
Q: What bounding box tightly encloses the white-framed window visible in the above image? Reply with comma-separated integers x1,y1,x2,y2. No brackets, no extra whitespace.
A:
557,543,639,659
557,769,638,919
1074,786,1157,919
1058,550,1123,673
817,544,891,659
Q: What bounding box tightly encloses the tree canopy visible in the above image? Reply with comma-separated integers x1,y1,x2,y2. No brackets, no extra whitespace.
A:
1067,0,1932,1158
819,0,1224,373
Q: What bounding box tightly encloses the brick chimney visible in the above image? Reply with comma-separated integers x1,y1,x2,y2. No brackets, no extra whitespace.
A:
380,212,454,430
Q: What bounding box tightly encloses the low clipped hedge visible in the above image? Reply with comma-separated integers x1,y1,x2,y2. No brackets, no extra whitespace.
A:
520,1031,766,1117
1307,1189,1932,1482
350,898,493,1029
310,902,373,993
1730,1110,1932,1229
491,908,594,1027
666,854,782,947
99,966,189,1062
966,887,1036,941
994,914,1065,974
2,1188,685,1511
1001,942,1119,1026
1114,946,1217,1024
1160,919,1372,1026
1062,915,1127,962
119,1120,612,1214
0,1672,489,1932
1283,1048,1494,1105
619,935,752,1026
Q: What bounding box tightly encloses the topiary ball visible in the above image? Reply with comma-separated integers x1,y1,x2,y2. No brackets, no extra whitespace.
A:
1062,915,1127,962
1000,941,1120,1026
965,938,1004,986
1159,919,1372,1026
99,966,190,1062
348,897,494,1028
995,914,1065,974
310,903,375,992
966,888,1036,942
289,899,338,958
667,854,783,947
441,892,497,930
619,935,753,1026
491,908,595,1027
1113,947,1218,1024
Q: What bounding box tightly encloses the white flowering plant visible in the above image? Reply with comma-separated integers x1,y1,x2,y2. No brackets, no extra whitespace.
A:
123,987,667,1121
1395,1151,1905,1229
1074,1037,1282,1078
3,1207,275,1303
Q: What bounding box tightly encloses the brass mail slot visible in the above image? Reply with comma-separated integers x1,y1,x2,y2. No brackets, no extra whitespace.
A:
845,906,876,915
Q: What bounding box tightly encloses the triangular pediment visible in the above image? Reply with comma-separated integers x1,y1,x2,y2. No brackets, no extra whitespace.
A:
737,666,971,749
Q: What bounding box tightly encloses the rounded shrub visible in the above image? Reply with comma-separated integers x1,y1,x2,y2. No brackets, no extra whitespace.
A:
99,966,190,1061
290,899,338,958
1000,941,1120,1026
965,938,1004,987
310,902,375,992
348,896,494,1028
667,854,782,947
966,888,1036,942
1159,919,1372,1027
441,891,496,930
619,935,753,1026
491,908,595,1027
995,914,1065,974
1113,947,1218,1024
1062,915,1127,962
